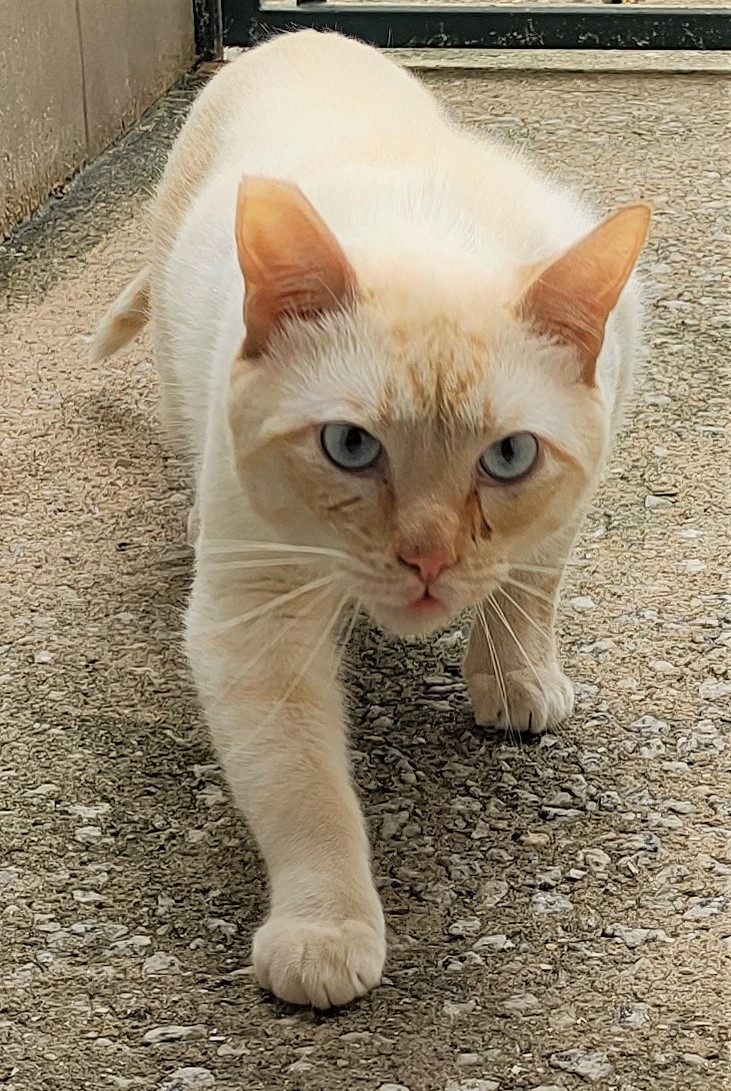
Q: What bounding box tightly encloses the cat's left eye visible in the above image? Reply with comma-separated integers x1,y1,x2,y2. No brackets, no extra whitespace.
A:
320,422,383,472
479,432,539,483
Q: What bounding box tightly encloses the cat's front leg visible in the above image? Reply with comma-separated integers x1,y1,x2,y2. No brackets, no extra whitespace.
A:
464,566,574,735
187,582,384,1008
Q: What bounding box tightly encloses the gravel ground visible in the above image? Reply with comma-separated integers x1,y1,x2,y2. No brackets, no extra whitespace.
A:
1,59,730,1091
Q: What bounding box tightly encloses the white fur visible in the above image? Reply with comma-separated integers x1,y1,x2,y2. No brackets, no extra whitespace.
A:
92,32,644,1008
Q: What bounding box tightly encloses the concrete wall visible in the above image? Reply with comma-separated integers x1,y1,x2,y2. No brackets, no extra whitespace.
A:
0,0,194,237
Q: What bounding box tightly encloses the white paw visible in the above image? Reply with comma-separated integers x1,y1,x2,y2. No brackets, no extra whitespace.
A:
252,916,386,1008
467,664,574,735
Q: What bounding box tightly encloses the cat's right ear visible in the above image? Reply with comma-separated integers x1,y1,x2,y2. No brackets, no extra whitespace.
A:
235,177,356,357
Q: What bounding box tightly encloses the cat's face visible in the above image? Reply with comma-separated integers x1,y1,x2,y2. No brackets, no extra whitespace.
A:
229,178,648,635
229,272,607,636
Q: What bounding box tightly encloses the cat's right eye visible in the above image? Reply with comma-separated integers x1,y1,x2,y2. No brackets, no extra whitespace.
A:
320,423,383,472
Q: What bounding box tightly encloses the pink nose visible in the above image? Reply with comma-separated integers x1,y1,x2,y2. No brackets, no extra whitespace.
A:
398,548,455,583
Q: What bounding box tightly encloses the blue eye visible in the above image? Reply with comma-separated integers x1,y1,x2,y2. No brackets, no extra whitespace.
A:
479,433,538,482
320,423,382,472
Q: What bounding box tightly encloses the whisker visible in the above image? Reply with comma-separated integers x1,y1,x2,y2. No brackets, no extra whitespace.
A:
497,587,553,645
476,604,513,737
204,558,321,573
486,595,545,691
206,585,335,713
200,539,350,562
222,591,350,763
202,574,338,635
502,576,556,609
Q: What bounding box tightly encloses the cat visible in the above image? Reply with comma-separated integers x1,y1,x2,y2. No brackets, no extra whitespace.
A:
90,30,650,1008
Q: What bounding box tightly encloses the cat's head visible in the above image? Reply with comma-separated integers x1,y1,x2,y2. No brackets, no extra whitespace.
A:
228,178,649,636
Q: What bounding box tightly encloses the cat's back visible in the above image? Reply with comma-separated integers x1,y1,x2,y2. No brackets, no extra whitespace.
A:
152,31,447,254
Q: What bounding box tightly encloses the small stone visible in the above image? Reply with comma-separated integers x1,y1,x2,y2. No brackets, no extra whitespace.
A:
536,867,562,889
377,1085,410,1091
448,917,482,937
74,826,102,843
445,1082,499,1091
143,1025,207,1045
503,992,540,1014
72,890,104,904
158,1069,215,1091
682,1054,707,1070
287,1060,314,1074
616,1002,651,1028
550,1050,613,1081
473,934,511,952
69,803,110,820
700,679,731,701
570,596,595,612
197,785,226,807
682,560,705,574
109,935,152,956
215,1043,249,1057
521,831,550,848
531,892,572,915
456,1054,482,1067
143,952,182,976
480,880,508,908
638,738,666,760
645,495,671,510
683,897,726,920
605,924,671,949
34,650,54,664
443,999,477,1017
651,660,676,675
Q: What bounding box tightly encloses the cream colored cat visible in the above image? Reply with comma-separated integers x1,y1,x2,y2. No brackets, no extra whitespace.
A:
91,31,650,1008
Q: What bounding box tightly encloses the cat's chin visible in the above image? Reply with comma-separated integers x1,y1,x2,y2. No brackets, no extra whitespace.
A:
366,600,455,638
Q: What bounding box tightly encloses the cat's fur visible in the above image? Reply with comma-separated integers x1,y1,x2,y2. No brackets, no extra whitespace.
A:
91,31,649,1008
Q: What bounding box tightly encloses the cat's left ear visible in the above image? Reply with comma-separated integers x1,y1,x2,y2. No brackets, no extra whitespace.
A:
235,176,356,357
517,203,651,384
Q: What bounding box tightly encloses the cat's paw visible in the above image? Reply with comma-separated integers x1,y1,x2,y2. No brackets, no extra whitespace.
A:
467,664,574,735
252,916,386,1008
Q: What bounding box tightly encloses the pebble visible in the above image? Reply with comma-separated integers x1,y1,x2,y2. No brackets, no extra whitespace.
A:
645,495,672,510
158,1069,215,1091
143,1025,207,1045
616,1002,651,1028
74,826,102,843
287,1060,314,1074
448,917,482,937
443,999,477,1017
503,992,540,1014
605,923,671,949
377,1085,410,1091
569,596,595,612
456,1054,482,1067
550,1050,613,1081
531,892,573,915
143,952,182,976
700,679,731,700
480,880,508,908
445,1082,499,1091
215,1042,249,1057
473,934,511,952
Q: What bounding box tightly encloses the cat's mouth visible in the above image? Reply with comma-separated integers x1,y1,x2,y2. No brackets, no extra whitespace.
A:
409,589,443,614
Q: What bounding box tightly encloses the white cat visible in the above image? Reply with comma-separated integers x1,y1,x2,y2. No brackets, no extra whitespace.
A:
91,30,649,1008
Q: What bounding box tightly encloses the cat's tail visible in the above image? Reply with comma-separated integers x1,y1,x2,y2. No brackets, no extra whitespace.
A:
87,266,150,362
